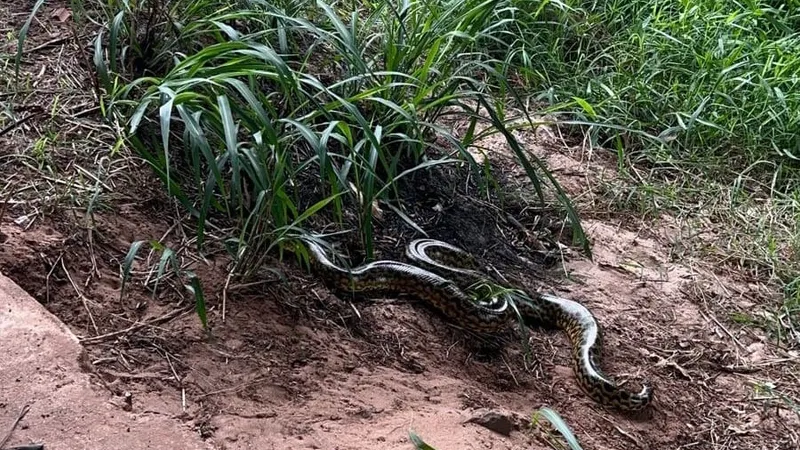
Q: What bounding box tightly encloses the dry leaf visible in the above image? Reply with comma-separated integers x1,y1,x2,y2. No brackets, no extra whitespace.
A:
51,7,72,22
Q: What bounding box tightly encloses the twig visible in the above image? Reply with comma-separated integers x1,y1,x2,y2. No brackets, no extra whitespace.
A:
700,310,744,350
44,253,64,305
222,272,232,323
79,306,191,344
165,352,181,384
26,36,69,54
0,90,64,98
691,282,745,350
97,369,172,380
0,404,31,449
87,227,99,281
227,279,280,291
61,259,99,335
500,355,520,387
70,106,102,119
599,415,645,448
0,113,43,138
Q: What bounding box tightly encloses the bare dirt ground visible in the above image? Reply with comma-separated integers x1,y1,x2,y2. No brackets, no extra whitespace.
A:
2,2,799,449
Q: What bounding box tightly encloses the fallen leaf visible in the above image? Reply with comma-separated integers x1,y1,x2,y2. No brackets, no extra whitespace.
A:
51,7,72,22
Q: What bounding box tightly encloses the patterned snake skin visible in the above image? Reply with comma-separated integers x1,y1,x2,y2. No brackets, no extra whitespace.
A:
299,236,653,411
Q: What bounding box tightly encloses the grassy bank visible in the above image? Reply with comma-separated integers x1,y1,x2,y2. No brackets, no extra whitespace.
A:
18,0,797,338
510,0,800,179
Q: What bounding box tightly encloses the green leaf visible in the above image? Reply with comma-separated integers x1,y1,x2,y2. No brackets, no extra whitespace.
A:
120,240,149,301
185,271,208,330
408,431,437,450
532,407,583,450
571,97,596,120
14,0,47,85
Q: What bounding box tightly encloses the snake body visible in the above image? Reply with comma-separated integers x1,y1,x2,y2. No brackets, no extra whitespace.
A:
300,236,653,411
301,238,513,332
406,239,652,411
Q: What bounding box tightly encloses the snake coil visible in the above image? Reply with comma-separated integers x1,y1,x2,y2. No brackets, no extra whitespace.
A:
300,236,653,411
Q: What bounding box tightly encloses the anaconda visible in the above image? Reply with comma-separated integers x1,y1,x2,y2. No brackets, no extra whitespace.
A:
299,237,513,332
406,238,653,411
299,235,653,411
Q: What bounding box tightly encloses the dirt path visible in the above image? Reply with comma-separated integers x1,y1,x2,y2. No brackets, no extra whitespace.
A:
0,273,212,450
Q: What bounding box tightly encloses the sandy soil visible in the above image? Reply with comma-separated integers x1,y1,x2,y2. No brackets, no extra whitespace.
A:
2,2,799,449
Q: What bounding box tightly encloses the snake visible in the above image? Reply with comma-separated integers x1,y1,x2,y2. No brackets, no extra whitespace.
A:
298,235,653,411
298,236,514,332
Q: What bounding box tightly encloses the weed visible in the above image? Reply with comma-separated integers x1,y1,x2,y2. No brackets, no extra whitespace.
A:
91,0,587,279
121,239,210,329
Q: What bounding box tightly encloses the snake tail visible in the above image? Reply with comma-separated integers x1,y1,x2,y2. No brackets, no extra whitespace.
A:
408,238,654,411
530,293,653,411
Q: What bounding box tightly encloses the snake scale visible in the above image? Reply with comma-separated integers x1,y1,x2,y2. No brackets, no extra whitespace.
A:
298,236,653,411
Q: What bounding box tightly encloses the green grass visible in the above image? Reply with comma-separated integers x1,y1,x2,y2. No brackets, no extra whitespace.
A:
502,0,800,180
492,0,800,343
88,0,591,272
16,0,798,339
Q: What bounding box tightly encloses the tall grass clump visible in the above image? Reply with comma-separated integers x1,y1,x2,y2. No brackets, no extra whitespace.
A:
486,0,800,186
88,0,800,286
91,0,588,279
451,0,800,327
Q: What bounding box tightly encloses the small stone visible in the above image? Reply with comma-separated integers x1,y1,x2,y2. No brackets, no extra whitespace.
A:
465,408,515,436
13,215,31,227
122,391,133,411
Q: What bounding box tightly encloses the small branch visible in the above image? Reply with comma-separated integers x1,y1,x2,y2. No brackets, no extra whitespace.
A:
0,404,32,449
61,259,99,335
222,272,231,323
79,306,191,345
26,36,69,54
0,113,43,138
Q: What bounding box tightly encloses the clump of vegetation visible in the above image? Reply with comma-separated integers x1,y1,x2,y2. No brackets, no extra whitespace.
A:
63,0,798,339
92,0,589,277
508,0,800,178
